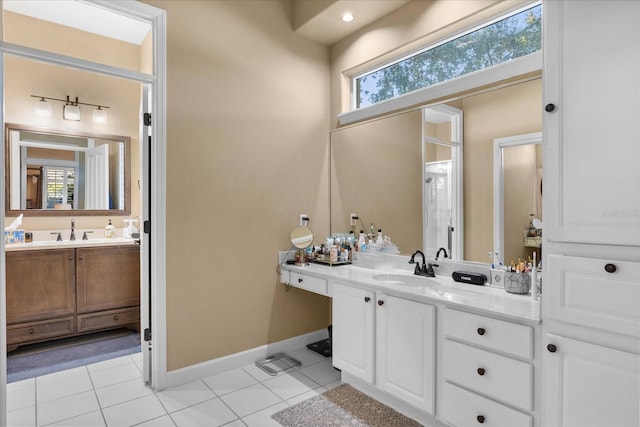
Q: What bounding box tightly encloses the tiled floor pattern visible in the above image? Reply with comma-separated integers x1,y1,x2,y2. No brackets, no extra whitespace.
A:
6,347,342,426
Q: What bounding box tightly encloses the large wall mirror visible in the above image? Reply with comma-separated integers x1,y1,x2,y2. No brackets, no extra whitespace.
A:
5,124,131,216
330,77,542,263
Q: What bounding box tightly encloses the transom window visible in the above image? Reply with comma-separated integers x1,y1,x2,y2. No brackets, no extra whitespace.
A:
354,3,542,109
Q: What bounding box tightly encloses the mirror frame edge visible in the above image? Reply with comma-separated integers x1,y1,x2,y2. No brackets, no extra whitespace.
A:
4,122,132,217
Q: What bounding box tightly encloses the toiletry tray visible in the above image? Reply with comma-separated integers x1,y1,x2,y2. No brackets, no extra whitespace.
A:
308,258,351,267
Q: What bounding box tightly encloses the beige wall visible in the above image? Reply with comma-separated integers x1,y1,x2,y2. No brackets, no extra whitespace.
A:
462,79,542,262
3,12,143,231
142,0,331,370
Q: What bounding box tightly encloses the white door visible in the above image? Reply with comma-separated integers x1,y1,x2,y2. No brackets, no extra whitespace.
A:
376,294,435,413
84,144,109,209
140,85,152,384
544,0,640,246
332,282,375,383
543,334,640,427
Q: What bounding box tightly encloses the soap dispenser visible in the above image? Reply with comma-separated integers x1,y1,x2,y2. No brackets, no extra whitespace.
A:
104,219,115,238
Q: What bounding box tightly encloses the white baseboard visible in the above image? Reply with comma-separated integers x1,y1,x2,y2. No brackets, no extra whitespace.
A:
162,329,328,390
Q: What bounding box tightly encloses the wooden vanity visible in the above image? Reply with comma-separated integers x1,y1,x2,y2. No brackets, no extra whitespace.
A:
5,243,140,352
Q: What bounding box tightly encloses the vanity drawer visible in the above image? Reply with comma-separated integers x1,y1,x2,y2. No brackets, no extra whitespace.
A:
443,339,533,411
7,316,75,346
289,272,328,296
443,308,533,359
442,382,532,427
77,307,140,333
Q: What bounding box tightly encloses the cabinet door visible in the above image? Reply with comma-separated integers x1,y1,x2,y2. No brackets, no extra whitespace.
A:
76,245,140,314
543,334,639,427
376,294,435,413
544,0,640,246
6,249,76,324
332,282,375,383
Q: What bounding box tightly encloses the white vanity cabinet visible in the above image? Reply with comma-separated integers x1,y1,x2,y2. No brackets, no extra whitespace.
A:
282,270,330,297
543,0,640,246
332,282,436,414
441,308,535,427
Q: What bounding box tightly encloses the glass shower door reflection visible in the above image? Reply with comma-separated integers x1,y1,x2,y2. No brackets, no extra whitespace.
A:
424,160,452,257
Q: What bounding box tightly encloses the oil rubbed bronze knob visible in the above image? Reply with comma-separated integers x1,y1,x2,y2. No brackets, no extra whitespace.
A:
364,297,370,302
477,367,486,376
113,315,119,321
545,103,556,112
604,263,617,273
28,328,35,335
547,344,557,353
477,327,486,336
378,300,384,306
477,415,486,424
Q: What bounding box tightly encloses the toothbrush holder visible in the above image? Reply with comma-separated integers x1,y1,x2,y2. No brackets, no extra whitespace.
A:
503,271,531,294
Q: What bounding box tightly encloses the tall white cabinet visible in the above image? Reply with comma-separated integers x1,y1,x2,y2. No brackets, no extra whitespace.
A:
542,1,640,426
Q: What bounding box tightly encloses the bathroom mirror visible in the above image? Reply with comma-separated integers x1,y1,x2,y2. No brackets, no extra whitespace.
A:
330,77,542,262
290,226,314,249
5,124,131,216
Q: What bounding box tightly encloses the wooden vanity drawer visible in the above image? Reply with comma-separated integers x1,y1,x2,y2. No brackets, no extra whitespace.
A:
443,308,533,359
77,307,140,333
7,316,75,346
290,272,328,296
443,339,533,411
442,382,532,427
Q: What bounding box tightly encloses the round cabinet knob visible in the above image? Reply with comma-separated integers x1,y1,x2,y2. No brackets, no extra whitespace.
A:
477,327,486,336
547,344,557,353
604,263,617,273
545,103,556,112
298,278,303,283
477,415,486,424
364,297,370,302
113,315,119,321
378,300,384,306
477,367,486,376
28,328,35,335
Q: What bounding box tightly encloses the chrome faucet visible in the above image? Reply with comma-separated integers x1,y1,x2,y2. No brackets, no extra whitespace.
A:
409,250,438,277
70,218,76,241
435,247,448,260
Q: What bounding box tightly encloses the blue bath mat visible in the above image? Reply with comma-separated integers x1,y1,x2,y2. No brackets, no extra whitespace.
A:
7,329,141,383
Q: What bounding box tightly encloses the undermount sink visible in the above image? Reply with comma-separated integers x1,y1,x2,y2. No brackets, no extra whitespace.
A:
372,273,440,287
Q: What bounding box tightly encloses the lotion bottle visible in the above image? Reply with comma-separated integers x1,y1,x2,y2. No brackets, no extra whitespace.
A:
104,219,115,238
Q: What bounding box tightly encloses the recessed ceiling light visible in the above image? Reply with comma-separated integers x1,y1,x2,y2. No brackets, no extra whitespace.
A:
342,12,354,23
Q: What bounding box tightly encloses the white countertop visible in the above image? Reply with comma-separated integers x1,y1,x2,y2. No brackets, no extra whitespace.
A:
5,237,139,251
281,261,540,324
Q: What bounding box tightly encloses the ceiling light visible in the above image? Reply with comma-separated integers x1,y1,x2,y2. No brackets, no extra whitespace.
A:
34,97,52,117
342,12,354,22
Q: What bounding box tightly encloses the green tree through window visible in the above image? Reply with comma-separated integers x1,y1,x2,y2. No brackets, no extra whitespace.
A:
356,4,542,108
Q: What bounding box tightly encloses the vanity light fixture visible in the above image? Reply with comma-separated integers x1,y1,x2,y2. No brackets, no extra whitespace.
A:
341,12,354,22
30,94,110,124
34,97,52,117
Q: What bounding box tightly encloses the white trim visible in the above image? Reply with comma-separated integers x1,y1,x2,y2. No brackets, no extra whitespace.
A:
162,329,329,390
340,51,542,126
493,132,542,262
0,51,7,427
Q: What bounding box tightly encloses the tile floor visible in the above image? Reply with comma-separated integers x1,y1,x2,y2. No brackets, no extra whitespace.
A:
6,347,342,426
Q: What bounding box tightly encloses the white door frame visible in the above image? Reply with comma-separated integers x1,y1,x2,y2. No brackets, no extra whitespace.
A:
0,1,167,424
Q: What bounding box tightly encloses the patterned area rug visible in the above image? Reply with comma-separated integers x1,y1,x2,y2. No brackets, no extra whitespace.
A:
7,329,140,383
272,384,423,426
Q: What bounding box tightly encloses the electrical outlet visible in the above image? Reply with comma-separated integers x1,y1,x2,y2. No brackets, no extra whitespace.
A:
299,214,308,226
350,213,358,226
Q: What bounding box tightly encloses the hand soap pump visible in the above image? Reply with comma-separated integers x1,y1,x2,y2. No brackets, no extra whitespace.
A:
104,219,115,238
123,218,139,239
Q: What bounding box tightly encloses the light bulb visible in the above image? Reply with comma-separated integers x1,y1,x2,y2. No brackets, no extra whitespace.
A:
34,98,52,117
93,107,108,124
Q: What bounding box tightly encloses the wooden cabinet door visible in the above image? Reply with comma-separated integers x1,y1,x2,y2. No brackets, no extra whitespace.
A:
76,245,140,314
376,293,435,413
6,249,76,325
543,334,639,427
332,282,375,383
544,0,640,246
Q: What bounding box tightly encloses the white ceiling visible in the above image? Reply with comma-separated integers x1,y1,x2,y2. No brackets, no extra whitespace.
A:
3,0,151,45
